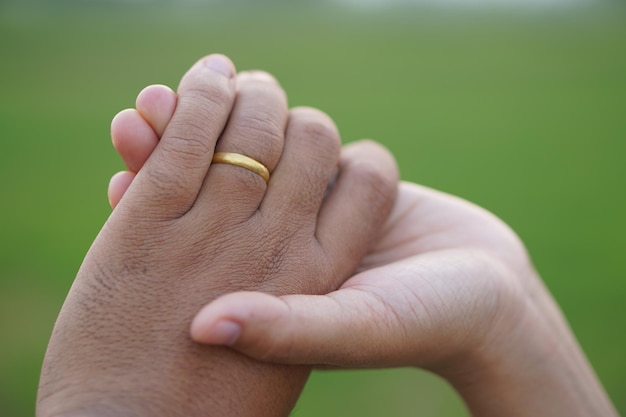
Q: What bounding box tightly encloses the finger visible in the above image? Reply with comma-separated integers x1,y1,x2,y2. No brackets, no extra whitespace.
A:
189,286,408,367
110,86,177,209
316,140,399,280
194,71,288,221
108,171,136,209
260,107,341,225
135,84,177,137
124,54,236,218
111,108,159,173
191,251,516,370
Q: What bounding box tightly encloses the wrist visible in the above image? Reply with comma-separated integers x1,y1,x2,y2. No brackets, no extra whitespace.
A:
441,271,617,417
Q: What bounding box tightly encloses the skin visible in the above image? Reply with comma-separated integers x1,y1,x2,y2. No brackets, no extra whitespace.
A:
109,74,618,416
37,55,399,417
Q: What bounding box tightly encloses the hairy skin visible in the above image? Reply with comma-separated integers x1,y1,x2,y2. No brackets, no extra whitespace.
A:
37,56,398,417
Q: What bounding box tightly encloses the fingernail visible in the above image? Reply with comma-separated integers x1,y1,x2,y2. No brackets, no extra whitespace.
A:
207,320,241,346
203,55,234,78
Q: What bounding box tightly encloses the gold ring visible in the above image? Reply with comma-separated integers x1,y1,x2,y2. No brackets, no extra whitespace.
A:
211,152,270,183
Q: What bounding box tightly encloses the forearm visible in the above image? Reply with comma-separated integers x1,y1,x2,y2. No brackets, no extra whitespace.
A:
448,276,617,417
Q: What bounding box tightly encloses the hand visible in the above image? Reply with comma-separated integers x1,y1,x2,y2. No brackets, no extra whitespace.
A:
193,179,533,371
38,56,398,417
192,180,618,417
107,76,617,417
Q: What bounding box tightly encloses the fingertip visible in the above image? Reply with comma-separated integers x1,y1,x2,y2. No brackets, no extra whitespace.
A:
191,291,366,367
135,84,177,137
136,84,175,109
190,292,287,347
192,319,242,346
189,302,223,343
190,292,255,344
108,171,136,209
110,108,137,147
111,108,161,173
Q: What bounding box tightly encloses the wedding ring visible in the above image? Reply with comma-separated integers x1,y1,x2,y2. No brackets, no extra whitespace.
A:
211,152,270,183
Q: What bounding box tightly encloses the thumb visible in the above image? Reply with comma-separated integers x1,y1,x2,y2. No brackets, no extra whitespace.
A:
189,289,408,367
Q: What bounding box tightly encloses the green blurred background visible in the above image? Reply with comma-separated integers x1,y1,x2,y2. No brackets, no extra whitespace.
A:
1,0,625,416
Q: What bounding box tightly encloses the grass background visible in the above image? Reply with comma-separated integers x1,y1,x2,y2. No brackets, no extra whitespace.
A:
1,2,625,416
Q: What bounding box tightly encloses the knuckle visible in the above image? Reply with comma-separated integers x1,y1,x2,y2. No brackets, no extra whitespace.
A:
184,83,232,117
290,106,332,122
183,67,233,102
139,165,196,212
238,70,280,85
165,125,214,157
163,95,224,160
290,107,341,154
291,107,338,133
353,138,384,152
304,119,340,149
235,112,284,156
204,82,234,109
352,160,396,206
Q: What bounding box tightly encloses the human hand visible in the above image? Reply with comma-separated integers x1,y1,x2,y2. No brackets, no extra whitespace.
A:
109,89,531,373
192,178,617,417
107,74,617,417
193,180,534,370
38,56,398,417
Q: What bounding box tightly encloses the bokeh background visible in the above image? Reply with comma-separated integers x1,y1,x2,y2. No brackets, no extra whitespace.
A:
1,0,625,416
